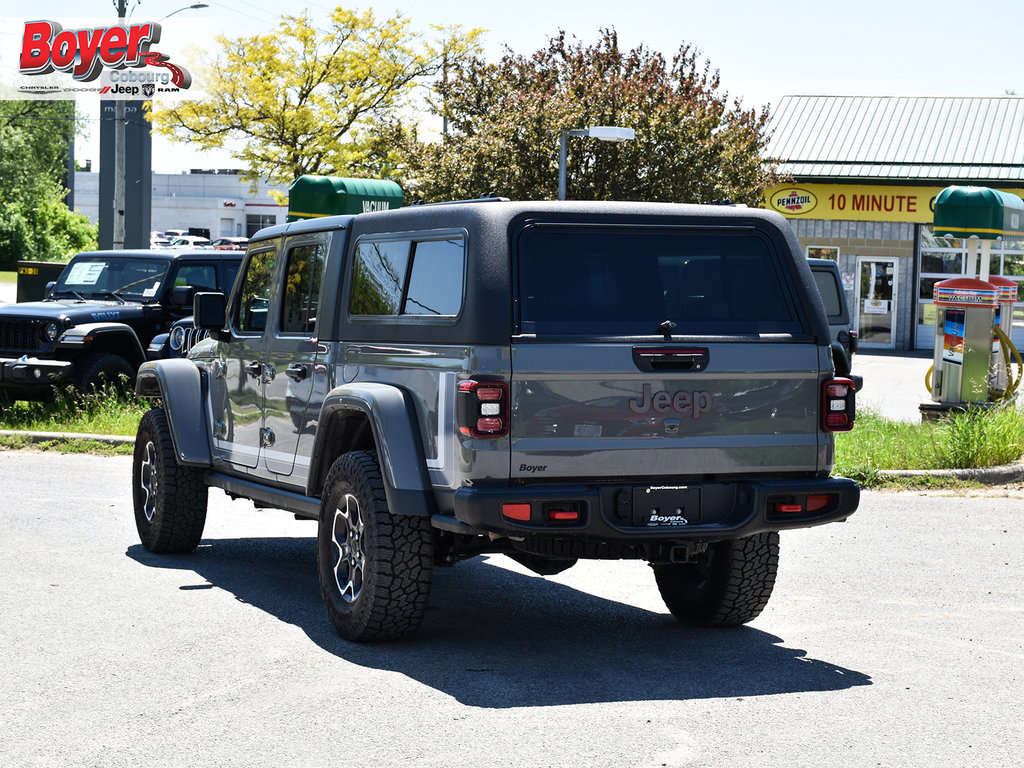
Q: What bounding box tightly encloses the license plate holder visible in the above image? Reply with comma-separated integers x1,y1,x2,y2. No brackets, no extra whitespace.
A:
632,485,701,527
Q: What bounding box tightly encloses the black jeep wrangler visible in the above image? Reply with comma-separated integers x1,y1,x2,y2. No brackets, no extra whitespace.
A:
0,249,241,400
132,200,859,642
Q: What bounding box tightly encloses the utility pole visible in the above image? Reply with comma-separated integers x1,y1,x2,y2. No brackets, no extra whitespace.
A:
113,0,127,250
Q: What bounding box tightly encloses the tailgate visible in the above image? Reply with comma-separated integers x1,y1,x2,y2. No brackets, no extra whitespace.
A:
510,341,826,480
511,218,830,481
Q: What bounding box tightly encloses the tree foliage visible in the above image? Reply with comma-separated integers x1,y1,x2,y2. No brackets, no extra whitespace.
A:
150,7,479,191
0,101,96,268
399,30,782,205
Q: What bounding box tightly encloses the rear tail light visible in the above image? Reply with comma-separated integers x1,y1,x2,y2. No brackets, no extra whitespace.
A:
822,377,856,432
458,379,509,437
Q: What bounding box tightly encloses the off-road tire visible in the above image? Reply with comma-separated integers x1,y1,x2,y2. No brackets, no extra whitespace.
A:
653,532,780,627
74,352,135,395
317,450,433,642
132,408,208,553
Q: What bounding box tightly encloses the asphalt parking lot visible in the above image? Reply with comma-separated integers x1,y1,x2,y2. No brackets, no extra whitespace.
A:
1,450,1022,768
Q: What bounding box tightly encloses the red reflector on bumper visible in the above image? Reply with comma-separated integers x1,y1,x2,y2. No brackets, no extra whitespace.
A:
501,503,532,521
547,510,578,521
806,494,831,512
774,503,803,513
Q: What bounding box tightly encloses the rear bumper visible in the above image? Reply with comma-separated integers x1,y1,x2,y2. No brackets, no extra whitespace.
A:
0,356,72,388
453,475,860,543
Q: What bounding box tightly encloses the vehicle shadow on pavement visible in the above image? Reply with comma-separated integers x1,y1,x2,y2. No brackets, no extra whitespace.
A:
127,537,872,707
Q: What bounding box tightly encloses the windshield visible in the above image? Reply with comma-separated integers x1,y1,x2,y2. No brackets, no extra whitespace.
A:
53,257,170,300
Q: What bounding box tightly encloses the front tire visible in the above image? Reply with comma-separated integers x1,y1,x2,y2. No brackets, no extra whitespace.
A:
317,451,433,642
75,353,135,394
653,533,780,627
132,408,208,553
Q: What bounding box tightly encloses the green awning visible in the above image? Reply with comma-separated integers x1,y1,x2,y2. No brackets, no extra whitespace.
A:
933,185,1024,239
287,175,404,221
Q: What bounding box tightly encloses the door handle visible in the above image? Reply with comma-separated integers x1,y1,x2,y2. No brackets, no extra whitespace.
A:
245,360,262,378
632,347,709,372
286,363,308,381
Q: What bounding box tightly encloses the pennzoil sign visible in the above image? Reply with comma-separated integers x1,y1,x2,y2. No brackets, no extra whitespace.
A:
770,188,817,216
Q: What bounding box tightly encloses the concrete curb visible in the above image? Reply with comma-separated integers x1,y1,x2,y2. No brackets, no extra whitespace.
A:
877,461,1024,484
0,429,135,446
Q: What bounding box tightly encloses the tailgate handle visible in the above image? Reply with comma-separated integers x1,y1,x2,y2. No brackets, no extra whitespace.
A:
632,347,709,372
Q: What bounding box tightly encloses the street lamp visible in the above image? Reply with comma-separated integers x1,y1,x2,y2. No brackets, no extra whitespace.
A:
158,3,209,22
557,126,635,200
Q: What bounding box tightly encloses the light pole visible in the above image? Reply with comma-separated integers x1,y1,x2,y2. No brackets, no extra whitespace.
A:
111,1,207,249
557,125,635,200
112,0,128,249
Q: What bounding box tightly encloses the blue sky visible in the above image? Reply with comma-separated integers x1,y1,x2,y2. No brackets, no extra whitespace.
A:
1,0,1020,173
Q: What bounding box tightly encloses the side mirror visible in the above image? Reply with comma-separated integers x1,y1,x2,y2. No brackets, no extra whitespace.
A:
45,281,56,298
194,291,227,333
171,284,196,307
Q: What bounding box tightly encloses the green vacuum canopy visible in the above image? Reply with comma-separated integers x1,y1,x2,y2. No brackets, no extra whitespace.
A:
933,185,1024,240
287,175,404,221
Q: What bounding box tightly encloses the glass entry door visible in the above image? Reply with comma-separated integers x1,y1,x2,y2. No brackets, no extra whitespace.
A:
856,257,898,348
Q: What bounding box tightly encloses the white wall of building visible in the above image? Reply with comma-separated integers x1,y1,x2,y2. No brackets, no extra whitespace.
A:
73,170,289,239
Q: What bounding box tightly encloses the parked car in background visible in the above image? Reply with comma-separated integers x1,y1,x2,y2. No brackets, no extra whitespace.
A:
210,237,249,250
167,235,212,248
0,249,241,400
808,257,861,390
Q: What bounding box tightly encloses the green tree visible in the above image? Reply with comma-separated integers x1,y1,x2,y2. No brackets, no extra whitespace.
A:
399,30,782,205
150,7,479,191
0,101,96,268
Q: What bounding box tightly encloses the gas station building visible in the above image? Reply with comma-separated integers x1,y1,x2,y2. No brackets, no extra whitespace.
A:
763,95,1024,352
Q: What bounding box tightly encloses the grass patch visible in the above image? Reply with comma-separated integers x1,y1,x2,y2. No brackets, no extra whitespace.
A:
0,270,16,284
0,434,133,455
835,406,1024,487
0,383,147,437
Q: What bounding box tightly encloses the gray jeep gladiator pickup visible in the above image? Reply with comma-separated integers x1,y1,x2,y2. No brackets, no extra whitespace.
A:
131,199,859,642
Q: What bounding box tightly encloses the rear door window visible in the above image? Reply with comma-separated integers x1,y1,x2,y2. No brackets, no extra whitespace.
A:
812,269,843,318
517,226,801,336
280,243,326,335
349,235,465,318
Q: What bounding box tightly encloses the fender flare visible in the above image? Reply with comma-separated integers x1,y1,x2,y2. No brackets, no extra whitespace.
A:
135,359,212,467
57,322,147,368
312,382,435,518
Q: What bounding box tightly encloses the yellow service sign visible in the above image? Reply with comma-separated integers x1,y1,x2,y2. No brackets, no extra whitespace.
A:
764,184,1024,224
765,184,945,223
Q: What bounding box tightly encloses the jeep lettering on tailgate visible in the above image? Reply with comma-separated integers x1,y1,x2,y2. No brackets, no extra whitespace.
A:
629,384,712,418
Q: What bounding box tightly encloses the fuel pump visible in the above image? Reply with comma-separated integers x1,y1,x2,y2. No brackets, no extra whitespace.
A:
921,186,1024,419
927,277,997,406
988,276,1023,399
